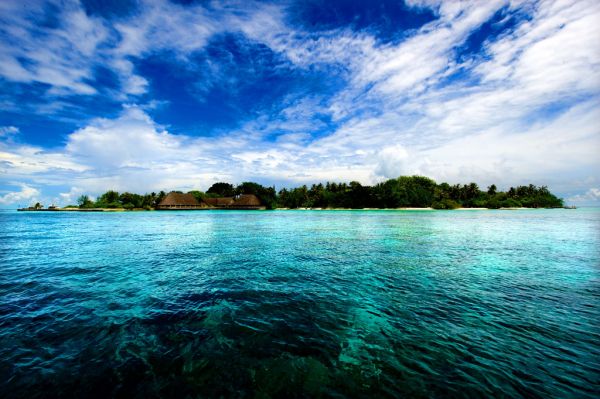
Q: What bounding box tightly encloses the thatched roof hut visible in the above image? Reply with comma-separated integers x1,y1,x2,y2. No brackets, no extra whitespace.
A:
204,197,235,207
157,192,208,210
203,194,264,209
232,194,263,208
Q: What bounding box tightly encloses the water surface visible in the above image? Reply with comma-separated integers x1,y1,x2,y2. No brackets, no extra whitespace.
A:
1,209,599,398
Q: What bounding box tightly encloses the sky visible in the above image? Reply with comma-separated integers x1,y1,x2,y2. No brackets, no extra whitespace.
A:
0,0,599,207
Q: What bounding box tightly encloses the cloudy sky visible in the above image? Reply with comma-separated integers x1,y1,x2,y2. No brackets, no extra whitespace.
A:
0,0,599,207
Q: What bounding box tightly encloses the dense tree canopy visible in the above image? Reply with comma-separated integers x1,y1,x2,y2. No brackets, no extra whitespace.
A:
235,182,277,209
78,191,162,210
276,177,562,209
207,182,235,197
76,176,563,210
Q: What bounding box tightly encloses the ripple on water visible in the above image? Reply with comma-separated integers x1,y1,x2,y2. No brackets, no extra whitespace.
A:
0,209,599,398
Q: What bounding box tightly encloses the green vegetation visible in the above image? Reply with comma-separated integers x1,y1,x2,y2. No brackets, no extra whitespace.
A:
276,177,562,209
77,191,166,210
76,195,94,208
233,182,277,210
72,176,563,210
206,182,235,197
432,199,461,210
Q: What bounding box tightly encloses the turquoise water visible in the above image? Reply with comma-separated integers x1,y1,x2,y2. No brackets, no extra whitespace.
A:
0,209,599,398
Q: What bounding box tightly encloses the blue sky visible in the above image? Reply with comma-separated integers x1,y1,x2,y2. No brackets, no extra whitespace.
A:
0,0,599,207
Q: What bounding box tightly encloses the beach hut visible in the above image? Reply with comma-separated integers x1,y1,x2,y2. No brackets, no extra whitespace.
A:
204,197,235,207
231,194,265,210
203,194,264,209
157,192,208,210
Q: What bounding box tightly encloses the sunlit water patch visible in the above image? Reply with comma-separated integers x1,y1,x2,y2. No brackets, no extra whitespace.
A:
0,209,599,398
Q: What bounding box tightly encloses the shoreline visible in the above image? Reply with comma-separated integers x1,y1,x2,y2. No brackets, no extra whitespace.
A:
17,208,128,212
275,207,532,211
16,207,569,212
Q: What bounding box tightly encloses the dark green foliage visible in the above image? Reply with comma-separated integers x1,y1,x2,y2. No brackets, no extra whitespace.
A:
95,190,121,208
73,177,562,210
506,185,562,208
85,190,165,209
99,190,119,203
119,192,145,208
346,181,374,208
374,176,437,207
436,183,562,208
501,198,523,208
154,191,166,207
236,182,277,209
432,199,461,210
207,182,235,197
77,195,88,206
77,195,95,209
278,186,309,208
276,176,562,209
187,190,206,203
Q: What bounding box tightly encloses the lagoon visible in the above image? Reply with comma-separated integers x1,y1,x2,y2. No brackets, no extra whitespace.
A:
0,209,599,397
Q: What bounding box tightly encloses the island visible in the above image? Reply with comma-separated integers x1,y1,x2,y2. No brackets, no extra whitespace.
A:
18,175,566,211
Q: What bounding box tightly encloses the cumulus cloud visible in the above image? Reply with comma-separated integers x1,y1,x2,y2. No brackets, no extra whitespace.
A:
66,107,179,168
0,106,249,195
375,145,410,179
58,186,87,205
61,108,234,193
568,188,600,203
0,184,40,205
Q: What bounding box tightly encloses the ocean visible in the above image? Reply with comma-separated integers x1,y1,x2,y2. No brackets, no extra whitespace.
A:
0,209,599,398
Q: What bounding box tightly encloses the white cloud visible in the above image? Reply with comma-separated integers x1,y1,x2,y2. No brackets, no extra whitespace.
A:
0,106,243,195
0,184,40,205
375,145,410,179
58,186,86,205
0,144,88,177
112,0,219,57
0,0,239,99
0,126,19,137
66,106,180,168
281,0,600,190
567,188,600,203
0,0,599,204
0,1,106,95
0,92,597,206
418,100,600,189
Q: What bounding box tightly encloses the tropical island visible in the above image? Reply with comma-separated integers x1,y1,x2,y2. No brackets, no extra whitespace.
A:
19,176,565,211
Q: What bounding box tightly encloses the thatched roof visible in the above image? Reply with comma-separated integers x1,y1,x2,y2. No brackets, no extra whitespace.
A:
159,192,205,207
233,194,262,207
204,197,235,207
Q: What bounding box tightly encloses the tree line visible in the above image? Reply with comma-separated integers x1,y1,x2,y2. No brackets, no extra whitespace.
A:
75,176,563,210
